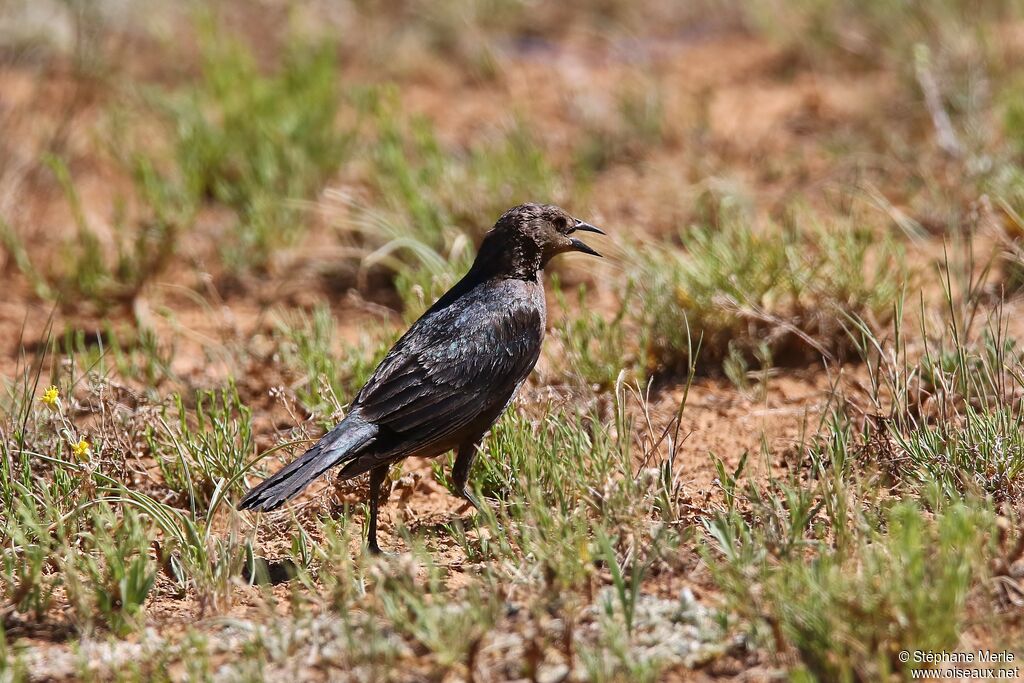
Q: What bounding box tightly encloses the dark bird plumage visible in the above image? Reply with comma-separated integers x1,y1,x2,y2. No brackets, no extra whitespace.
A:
238,203,605,552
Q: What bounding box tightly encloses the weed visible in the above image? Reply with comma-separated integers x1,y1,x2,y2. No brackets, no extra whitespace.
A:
170,22,350,274
0,155,190,313
638,210,904,375
273,305,395,419
552,279,639,391
149,383,254,513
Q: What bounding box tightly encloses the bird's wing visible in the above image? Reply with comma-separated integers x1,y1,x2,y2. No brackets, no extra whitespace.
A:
353,294,542,445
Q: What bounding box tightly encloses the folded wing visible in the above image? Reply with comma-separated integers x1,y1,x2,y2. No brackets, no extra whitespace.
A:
352,295,543,456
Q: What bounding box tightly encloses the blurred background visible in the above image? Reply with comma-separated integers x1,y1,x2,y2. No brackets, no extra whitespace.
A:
4,0,1022,383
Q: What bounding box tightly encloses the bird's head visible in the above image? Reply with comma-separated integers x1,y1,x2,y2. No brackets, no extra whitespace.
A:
474,203,605,278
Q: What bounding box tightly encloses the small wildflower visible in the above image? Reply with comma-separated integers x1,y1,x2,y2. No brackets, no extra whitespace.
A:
41,385,59,408
72,438,91,462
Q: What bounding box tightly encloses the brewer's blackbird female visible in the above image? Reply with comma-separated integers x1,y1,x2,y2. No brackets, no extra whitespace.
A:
238,203,604,552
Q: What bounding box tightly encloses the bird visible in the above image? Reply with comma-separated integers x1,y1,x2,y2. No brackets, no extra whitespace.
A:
238,203,605,553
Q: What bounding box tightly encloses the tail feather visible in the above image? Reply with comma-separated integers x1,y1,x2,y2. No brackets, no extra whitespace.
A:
238,416,378,512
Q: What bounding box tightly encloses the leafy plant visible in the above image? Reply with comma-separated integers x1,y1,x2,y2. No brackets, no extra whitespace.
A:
149,384,254,512
170,22,350,273
553,280,639,391
638,211,904,375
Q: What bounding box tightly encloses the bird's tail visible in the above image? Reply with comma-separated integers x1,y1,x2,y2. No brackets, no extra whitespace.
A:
238,416,378,512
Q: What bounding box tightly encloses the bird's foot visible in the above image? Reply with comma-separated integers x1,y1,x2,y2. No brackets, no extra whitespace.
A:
454,492,507,537
367,536,404,558
366,541,390,558
457,489,487,515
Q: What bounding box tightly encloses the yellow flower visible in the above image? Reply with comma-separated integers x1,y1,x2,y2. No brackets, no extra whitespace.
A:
72,438,91,462
41,385,59,407
675,286,695,310
577,538,591,564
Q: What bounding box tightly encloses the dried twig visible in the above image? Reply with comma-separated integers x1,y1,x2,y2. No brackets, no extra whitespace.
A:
915,44,963,159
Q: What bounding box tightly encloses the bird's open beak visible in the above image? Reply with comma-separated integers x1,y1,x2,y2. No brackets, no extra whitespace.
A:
574,221,605,235
569,238,602,257
570,220,605,257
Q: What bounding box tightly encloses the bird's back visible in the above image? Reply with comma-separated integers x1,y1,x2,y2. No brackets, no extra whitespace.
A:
336,274,546,476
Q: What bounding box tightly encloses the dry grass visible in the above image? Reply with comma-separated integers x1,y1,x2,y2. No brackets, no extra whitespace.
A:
2,1,1024,681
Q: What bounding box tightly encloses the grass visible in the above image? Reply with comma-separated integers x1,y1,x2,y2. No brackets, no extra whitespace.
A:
892,407,1024,501
708,493,987,682
1,368,254,622
0,154,191,314
637,207,905,376
337,100,561,318
696,260,1024,679
741,0,1021,72
995,75,1024,287
0,374,163,636
431,394,686,569
701,387,1001,679
3,493,158,637
552,279,639,391
0,378,707,679
844,284,1024,503
272,304,396,420
3,2,1024,680
149,383,255,513
0,19,349,305
167,22,350,275
573,78,669,178
1,18,352,299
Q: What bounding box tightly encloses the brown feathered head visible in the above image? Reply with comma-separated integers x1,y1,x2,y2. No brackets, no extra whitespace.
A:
473,203,604,278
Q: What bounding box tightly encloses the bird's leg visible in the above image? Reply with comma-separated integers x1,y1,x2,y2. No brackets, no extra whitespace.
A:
366,464,390,555
452,441,484,513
